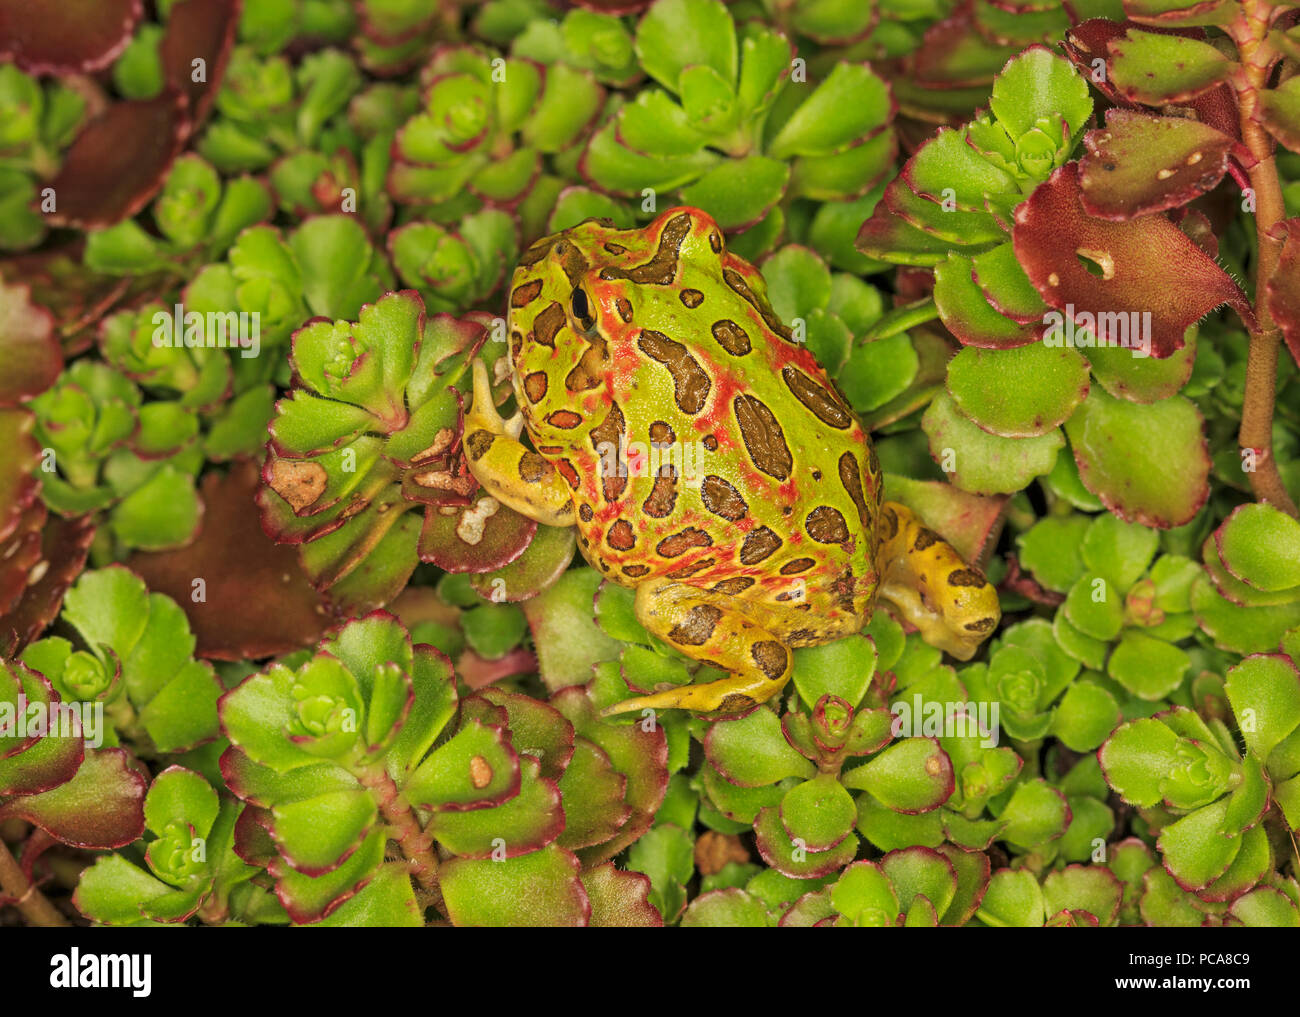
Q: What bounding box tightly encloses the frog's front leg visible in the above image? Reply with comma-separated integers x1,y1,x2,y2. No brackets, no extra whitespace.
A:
463,359,575,527
875,501,1000,661
601,579,793,717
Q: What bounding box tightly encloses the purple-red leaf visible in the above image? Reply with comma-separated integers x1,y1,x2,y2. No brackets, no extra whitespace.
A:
0,409,39,549
1063,387,1210,528
0,0,141,74
0,501,43,622
129,459,331,661
1013,163,1254,358
0,244,136,357
0,513,95,656
44,93,189,230
159,0,241,130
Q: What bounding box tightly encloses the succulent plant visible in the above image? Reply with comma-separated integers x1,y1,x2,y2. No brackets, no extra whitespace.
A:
74,766,274,925
1014,512,1208,702
257,289,572,613
0,654,146,926
581,0,897,234
6,0,1300,940
386,43,603,217
184,213,394,390
0,63,87,250
83,154,272,279
216,611,661,924
22,567,223,755
29,361,205,554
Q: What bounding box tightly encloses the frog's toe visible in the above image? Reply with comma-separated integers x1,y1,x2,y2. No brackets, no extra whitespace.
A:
467,358,523,437
876,501,1000,660
601,580,795,717
600,685,765,719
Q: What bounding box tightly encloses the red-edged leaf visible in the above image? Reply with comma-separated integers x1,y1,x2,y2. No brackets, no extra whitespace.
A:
1064,20,1241,143
160,0,241,130
0,748,146,849
855,201,964,266
425,755,564,858
1080,109,1247,220
439,844,589,927
1063,387,1210,528
0,0,141,74
0,501,43,620
0,281,61,406
0,665,82,796
462,688,575,781
0,408,39,547
467,523,575,602
0,244,135,357
1267,218,1300,369
1012,163,1254,358
1108,28,1236,105
555,735,632,851
552,686,668,867
581,861,663,927
0,513,95,657
44,93,189,230
1122,0,1237,27
754,805,860,878
417,499,537,573
933,253,1043,349
230,802,277,865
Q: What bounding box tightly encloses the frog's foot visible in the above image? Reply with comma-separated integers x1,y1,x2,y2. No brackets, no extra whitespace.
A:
875,501,1000,661
462,359,575,527
465,356,525,440
600,580,793,717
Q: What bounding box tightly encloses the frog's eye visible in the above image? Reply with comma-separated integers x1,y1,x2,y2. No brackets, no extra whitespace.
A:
571,287,595,330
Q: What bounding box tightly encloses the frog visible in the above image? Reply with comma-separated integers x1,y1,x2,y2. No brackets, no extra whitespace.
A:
463,206,1000,717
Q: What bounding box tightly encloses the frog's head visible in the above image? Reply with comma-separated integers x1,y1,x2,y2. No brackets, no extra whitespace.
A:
505,206,730,374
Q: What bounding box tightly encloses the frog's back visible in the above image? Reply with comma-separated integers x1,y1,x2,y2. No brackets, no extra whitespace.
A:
510,208,884,640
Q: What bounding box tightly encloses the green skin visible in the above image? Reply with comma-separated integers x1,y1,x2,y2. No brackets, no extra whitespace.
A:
464,207,1000,716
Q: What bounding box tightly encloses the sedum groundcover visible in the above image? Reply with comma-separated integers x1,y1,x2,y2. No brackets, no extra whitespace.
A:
1,0,1299,930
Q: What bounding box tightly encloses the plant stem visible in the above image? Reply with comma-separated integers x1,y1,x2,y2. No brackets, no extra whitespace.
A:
0,836,69,927
357,765,445,915
1232,0,1299,517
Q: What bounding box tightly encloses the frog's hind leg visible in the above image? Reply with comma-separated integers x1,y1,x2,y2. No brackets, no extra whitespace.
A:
463,359,576,527
875,501,1000,661
601,579,793,717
